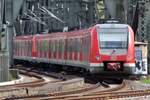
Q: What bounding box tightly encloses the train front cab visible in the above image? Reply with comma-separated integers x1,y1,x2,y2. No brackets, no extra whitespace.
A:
89,24,135,74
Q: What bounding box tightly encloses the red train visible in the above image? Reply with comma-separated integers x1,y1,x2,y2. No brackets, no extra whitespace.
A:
13,24,135,74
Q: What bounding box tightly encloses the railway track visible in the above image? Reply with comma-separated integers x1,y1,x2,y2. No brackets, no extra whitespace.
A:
36,81,150,100
0,65,86,99
0,65,103,99
0,69,53,98
39,80,127,100
14,84,150,100
0,71,45,89
53,89,150,100
2,83,100,100
3,79,127,100
3,65,139,100
15,65,68,80
0,68,63,89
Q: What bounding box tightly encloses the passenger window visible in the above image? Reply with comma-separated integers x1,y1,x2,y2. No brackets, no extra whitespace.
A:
40,40,42,56
72,39,74,52
59,40,61,53
49,40,51,52
67,39,69,52
50,40,53,52
55,40,57,52
57,40,59,52
37,40,39,56
78,39,81,52
70,39,72,52
53,40,56,52
43,39,46,52
62,40,64,53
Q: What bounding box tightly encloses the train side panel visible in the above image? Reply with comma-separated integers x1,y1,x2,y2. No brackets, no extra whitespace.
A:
123,26,135,73
14,36,33,61
88,26,104,73
65,29,91,69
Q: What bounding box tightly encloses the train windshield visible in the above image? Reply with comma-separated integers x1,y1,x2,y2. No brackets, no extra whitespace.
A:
98,28,128,49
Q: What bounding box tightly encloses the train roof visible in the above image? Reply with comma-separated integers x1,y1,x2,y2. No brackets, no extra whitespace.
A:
14,23,131,40
14,35,33,39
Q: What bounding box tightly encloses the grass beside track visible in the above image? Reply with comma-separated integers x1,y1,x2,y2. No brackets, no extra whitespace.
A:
141,76,150,84
142,79,150,84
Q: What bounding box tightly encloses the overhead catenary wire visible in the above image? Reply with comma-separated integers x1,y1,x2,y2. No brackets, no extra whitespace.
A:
24,13,47,26
39,6,65,24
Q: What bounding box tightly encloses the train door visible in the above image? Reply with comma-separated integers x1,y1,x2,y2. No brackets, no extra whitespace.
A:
51,39,54,59
29,40,32,57
46,39,49,59
74,38,78,61
37,40,40,58
69,39,72,61
19,40,21,56
80,37,83,61
45,39,49,59
39,39,42,58
77,38,80,61
24,40,26,56
58,39,61,60
20,40,22,56
60,39,65,61
61,39,65,61
56,40,59,60
32,36,37,57
48,39,51,59
85,35,90,63
53,39,57,59
22,40,24,56
42,39,45,58
27,40,29,57
72,39,75,61
64,38,67,61
14,40,16,56
39,39,41,58
66,38,70,61
82,37,86,62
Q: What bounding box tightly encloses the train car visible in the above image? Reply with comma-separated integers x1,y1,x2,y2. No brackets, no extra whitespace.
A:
13,23,135,74
14,35,33,59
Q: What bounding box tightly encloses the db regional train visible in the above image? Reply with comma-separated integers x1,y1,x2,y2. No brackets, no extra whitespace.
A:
13,23,135,74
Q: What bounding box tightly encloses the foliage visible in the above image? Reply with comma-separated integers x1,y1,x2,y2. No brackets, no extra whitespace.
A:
141,76,150,84
96,0,105,19
142,79,150,84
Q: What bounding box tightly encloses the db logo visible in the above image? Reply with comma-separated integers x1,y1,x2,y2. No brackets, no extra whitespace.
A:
111,55,117,60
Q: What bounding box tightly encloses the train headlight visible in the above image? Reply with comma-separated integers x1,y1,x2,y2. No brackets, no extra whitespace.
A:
96,56,100,60
127,55,133,61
